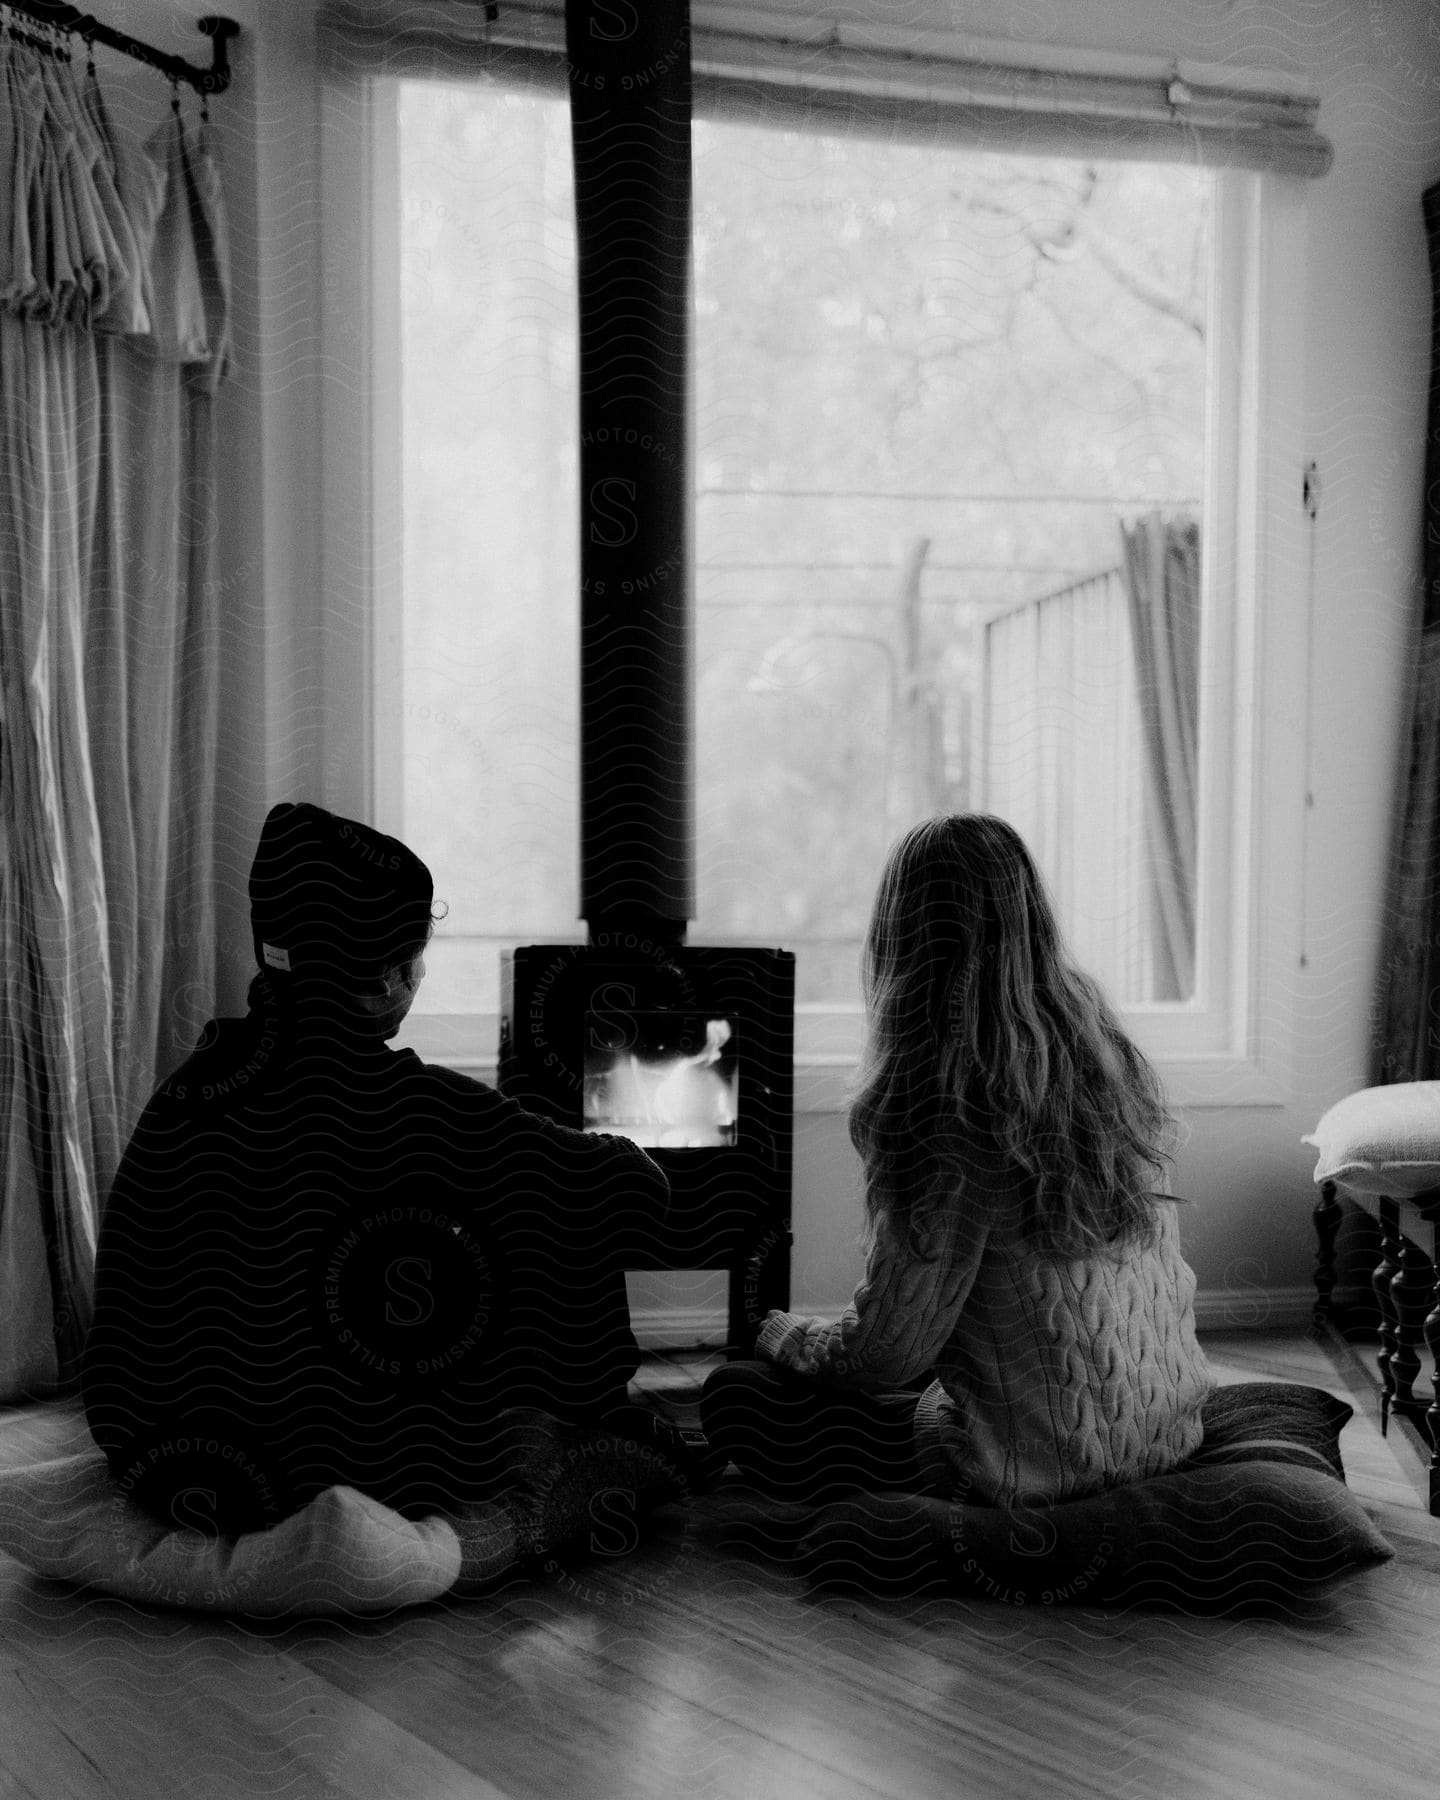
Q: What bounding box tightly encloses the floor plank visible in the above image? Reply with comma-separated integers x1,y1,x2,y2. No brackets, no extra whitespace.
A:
1,1331,1437,1800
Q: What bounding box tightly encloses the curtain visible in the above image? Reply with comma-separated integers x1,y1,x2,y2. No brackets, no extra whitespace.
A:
1372,183,1440,1085
1121,513,1201,1002
0,40,232,1398
980,570,1151,1005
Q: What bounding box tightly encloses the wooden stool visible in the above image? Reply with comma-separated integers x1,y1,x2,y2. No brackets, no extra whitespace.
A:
1305,1083,1440,1515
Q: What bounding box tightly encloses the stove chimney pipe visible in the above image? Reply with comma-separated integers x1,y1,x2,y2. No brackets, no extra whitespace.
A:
566,0,694,941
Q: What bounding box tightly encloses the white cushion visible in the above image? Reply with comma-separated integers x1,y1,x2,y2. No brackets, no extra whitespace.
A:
0,1448,466,1615
1303,1082,1440,1198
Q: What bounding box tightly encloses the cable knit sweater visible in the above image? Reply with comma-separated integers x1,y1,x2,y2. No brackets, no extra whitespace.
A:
756,1198,1212,1506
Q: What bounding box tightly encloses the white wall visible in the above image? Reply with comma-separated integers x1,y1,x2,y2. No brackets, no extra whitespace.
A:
196,0,1440,1324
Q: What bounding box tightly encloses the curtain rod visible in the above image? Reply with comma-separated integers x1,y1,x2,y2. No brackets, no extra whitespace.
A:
2,2,239,94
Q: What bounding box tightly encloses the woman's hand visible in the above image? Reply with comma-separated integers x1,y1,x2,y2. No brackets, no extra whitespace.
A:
754,1310,820,1371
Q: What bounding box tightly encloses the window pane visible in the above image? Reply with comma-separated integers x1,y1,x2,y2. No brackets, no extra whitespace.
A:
397,83,580,1013
692,125,1211,1006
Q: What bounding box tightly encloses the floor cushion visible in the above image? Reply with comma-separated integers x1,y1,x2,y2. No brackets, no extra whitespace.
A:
795,1463,1393,1611
0,1406,694,1616
0,1447,466,1614
792,1382,1395,1611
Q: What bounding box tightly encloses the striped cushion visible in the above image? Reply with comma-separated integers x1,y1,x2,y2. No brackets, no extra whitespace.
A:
791,1382,1393,1611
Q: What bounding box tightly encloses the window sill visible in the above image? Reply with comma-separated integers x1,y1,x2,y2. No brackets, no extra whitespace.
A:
394,1017,1285,1115
793,1055,1288,1114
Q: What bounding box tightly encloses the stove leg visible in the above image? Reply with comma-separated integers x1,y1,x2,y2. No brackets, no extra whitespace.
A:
727,1225,792,1359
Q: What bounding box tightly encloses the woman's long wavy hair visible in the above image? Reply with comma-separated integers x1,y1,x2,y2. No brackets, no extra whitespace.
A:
848,815,1179,1259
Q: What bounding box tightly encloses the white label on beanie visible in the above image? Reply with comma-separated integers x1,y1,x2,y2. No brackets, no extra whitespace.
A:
262,942,292,972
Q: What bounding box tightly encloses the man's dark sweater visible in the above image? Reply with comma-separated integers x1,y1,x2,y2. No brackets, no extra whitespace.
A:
82,1004,670,1530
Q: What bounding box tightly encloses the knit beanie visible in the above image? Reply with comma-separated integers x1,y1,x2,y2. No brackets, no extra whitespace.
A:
248,802,434,985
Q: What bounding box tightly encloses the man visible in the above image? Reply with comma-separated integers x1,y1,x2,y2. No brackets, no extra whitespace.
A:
83,802,674,1532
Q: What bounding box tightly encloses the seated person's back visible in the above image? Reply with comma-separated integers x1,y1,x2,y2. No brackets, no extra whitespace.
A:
702,813,1211,1506
83,804,670,1530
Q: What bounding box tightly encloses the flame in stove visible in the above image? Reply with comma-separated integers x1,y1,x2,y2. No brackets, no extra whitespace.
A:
585,1018,737,1149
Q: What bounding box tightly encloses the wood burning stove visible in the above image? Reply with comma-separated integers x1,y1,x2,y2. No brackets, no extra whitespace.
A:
499,939,794,1353
498,0,794,1352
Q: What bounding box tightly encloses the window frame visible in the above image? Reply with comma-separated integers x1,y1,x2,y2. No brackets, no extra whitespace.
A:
316,63,1310,1114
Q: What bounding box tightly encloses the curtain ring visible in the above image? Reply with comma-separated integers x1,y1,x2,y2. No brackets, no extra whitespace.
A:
84,29,97,80
170,74,182,117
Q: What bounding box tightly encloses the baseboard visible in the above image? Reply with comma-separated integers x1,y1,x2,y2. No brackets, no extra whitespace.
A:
1191,1284,1320,1332
634,1285,1326,1350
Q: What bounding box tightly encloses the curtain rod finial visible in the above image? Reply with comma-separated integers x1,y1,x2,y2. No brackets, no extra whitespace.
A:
196,16,239,93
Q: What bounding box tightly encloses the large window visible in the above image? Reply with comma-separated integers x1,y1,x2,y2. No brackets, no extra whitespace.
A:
384,76,1228,1045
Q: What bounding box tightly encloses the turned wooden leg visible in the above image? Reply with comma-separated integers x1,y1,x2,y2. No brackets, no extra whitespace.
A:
1313,1180,1343,1325
1425,1273,1440,1518
1373,1198,1402,1434
1390,1228,1432,1424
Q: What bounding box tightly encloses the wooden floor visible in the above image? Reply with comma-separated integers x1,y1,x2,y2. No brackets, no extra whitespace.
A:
2,1329,1438,1800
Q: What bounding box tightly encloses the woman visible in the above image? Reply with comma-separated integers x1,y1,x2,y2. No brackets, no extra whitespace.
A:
701,814,1212,1506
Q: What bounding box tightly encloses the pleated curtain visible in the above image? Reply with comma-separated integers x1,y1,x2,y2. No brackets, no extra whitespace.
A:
1120,514,1201,1004
0,35,232,1399
1372,183,1440,1085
